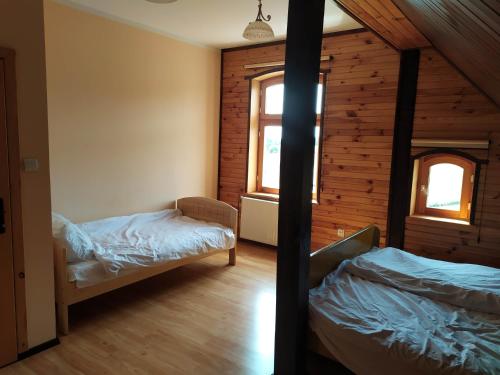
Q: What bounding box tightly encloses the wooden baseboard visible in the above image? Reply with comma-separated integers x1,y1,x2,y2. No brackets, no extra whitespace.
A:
237,238,277,250
17,338,60,361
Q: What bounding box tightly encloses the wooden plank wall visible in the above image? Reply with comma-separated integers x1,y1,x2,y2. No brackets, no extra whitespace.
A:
219,30,400,250
404,49,500,267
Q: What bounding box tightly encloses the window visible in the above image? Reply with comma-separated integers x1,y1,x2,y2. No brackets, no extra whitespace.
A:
257,76,324,197
414,154,475,221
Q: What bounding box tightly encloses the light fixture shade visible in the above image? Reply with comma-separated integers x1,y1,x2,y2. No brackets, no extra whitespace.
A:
243,20,275,41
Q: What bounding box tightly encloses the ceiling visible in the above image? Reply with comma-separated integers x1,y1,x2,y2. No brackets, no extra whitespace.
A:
333,0,430,50
53,0,361,48
334,0,500,107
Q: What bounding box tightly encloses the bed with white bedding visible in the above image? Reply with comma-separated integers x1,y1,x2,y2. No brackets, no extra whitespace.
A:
308,226,500,375
53,197,238,334
66,208,235,287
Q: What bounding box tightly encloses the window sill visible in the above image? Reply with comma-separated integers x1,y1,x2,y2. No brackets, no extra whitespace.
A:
244,192,279,202
409,214,470,226
243,192,318,205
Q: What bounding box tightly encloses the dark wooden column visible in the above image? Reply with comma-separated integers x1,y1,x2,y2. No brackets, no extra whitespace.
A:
386,49,420,248
274,0,325,374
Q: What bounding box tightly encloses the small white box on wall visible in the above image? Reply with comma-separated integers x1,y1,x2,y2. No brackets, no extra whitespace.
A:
23,158,39,172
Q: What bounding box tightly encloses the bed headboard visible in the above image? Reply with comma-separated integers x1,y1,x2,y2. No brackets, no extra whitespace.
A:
176,197,238,234
309,225,380,289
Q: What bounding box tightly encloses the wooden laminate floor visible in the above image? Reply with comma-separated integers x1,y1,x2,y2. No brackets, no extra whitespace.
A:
1,242,277,375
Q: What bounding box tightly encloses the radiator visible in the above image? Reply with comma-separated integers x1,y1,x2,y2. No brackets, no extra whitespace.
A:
240,196,279,246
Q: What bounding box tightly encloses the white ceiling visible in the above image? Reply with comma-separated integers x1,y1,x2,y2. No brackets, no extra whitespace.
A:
53,0,362,48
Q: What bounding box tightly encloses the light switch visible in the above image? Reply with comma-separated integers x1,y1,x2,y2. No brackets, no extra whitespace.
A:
23,158,39,172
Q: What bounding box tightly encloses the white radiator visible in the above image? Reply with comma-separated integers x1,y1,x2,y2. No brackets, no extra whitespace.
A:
240,196,279,246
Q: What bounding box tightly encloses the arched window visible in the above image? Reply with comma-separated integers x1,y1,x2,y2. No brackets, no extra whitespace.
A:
257,76,324,196
414,154,476,221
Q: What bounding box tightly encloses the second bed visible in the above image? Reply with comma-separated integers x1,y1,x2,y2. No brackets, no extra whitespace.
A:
309,226,500,375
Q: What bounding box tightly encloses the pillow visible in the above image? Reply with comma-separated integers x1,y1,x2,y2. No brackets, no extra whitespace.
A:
52,212,95,262
51,212,71,237
59,223,96,263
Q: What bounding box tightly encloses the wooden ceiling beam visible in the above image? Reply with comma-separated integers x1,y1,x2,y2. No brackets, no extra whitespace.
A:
392,0,500,107
333,0,430,50
333,0,500,106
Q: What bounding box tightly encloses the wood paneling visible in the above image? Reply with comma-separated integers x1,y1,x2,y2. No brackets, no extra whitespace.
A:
219,30,400,250
393,0,500,107
220,34,500,267
404,49,500,267
334,0,430,49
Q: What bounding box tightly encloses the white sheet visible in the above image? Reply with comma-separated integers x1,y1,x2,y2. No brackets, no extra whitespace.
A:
310,270,500,375
75,209,235,277
345,247,500,315
67,260,115,288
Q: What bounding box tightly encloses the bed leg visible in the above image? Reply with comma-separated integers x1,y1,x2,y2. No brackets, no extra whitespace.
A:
56,303,69,335
229,248,236,266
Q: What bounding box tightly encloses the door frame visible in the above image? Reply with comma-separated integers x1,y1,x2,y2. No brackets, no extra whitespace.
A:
0,47,28,354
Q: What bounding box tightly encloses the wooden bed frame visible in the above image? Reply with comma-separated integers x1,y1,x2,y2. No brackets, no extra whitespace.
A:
54,197,238,335
308,224,380,360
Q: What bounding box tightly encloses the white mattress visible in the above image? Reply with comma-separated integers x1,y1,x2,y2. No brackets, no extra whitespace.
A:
67,260,117,288
68,209,235,287
309,248,500,375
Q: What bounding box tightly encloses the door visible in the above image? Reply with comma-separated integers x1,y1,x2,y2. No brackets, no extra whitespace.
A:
0,58,18,367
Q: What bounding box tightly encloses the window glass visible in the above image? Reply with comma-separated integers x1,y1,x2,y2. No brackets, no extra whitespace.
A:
426,163,464,211
316,84,323,115
312,127,320,192
261,126,282,189
261,125,320,193
265,84,284,115
264,83,323,115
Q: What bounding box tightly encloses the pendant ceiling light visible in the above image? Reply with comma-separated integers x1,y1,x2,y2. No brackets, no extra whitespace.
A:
243,0,275,41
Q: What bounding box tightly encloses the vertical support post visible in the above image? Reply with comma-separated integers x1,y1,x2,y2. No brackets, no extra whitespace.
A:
387,49,420,248
274,0,325,374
